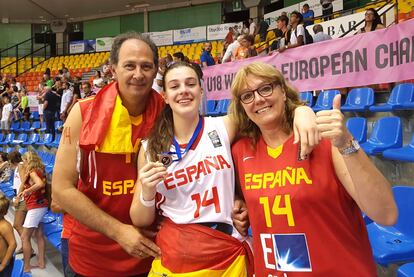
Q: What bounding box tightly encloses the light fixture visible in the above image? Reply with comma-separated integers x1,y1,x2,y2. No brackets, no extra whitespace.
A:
133,3,150,8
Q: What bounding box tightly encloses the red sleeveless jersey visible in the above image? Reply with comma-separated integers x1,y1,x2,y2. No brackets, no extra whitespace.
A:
69,88,164,277
232,135,377,277
24,169,48,210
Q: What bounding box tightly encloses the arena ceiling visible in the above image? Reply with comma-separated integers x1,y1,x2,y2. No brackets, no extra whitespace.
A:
0,0,223,23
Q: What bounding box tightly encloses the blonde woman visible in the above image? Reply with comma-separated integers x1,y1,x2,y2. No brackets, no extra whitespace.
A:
230,62,397,276
17,151,48,273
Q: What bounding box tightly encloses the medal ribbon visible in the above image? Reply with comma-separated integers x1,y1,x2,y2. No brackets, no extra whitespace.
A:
164,115,202,162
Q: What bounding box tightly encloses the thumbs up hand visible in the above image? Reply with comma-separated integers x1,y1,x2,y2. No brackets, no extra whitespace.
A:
316,94,352,149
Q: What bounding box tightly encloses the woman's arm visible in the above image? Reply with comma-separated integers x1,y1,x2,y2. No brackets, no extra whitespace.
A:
19,171,45,197
317,94,397,225
130,147,167,227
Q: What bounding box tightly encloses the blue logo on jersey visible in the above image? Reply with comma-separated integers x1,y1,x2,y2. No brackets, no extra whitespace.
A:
273,233,312,272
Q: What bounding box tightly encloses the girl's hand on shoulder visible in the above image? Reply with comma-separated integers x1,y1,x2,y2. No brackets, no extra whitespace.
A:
293,105,320,159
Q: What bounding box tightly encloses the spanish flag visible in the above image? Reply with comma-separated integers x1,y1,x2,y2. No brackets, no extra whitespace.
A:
79,82,164,154
149,219,253,277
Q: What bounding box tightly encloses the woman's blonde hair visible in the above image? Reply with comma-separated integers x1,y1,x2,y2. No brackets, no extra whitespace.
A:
23,151,45,173
229,62,303,147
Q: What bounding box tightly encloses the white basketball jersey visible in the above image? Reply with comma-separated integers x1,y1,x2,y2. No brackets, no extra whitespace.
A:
143,117,236,227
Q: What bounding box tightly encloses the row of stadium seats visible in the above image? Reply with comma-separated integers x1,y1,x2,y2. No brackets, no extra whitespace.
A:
346,116,414,162
4,120,63,133
158,41,222,62
0,133,61,149
300,83,414,112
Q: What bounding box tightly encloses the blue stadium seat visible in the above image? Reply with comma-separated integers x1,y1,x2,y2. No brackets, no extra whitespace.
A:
383,133,414,162
360,117,402,155
39,122,46,133
47,134,61,148
47,231,62,251
210,99,228,116
206,100,216,116
369,83,414,112
18,148,27,155
29,121,41,132
341,87,374,112
346,117,367,143
367,186,414,266
11,133,28,146
0,133,15,146
16,121,31,133
398,263,414,277
22,134,40,146
11,258,23,277
30,111,40,120
300,91,314,107
312,90,340,112
10,122,20,132
220,99,231,115
54,121,63,132
34,134,53,146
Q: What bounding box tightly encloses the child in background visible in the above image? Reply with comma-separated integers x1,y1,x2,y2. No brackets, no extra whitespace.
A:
1,95,13,134
0,194,17,276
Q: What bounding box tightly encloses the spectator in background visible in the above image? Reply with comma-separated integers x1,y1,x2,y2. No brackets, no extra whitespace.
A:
219,40,230,63
18,151,48,273
248,18,257,36
269,15,291,53
1,95,12,133
0,194,17,276
302,4,315,27
102,60,112,81
235,35,249,60
81,81,94,98
200,42,216,67
43,86,60,140
152,57,167,93
232,25,241,38
18,88,30,121
93,70,105,89
165,54,173,67
257,17,269,42
279,11,306,52
9,151,29,255
60,82,73,122
224,27,234,44
66,81,82,116
358,8,385,33
11,78,22,92
246,35,258,57
320,0,334,21
222,35,243,63
242,21,250,35
172,52,185,63
313,24,332,42
0,152,11,183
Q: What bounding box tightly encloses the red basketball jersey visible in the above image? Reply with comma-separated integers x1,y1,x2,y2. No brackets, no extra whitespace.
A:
232,135,377,277
68,89,164,277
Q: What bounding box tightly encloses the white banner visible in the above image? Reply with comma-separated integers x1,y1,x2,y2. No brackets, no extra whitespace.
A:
173,26,207,44
148,30,173,46
69,41,85,54
95,37,114,52
299,0,343,18
306,4,394,38
207,22,243,41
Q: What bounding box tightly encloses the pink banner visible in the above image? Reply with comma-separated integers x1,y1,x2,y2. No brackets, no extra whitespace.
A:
203,19,414,100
